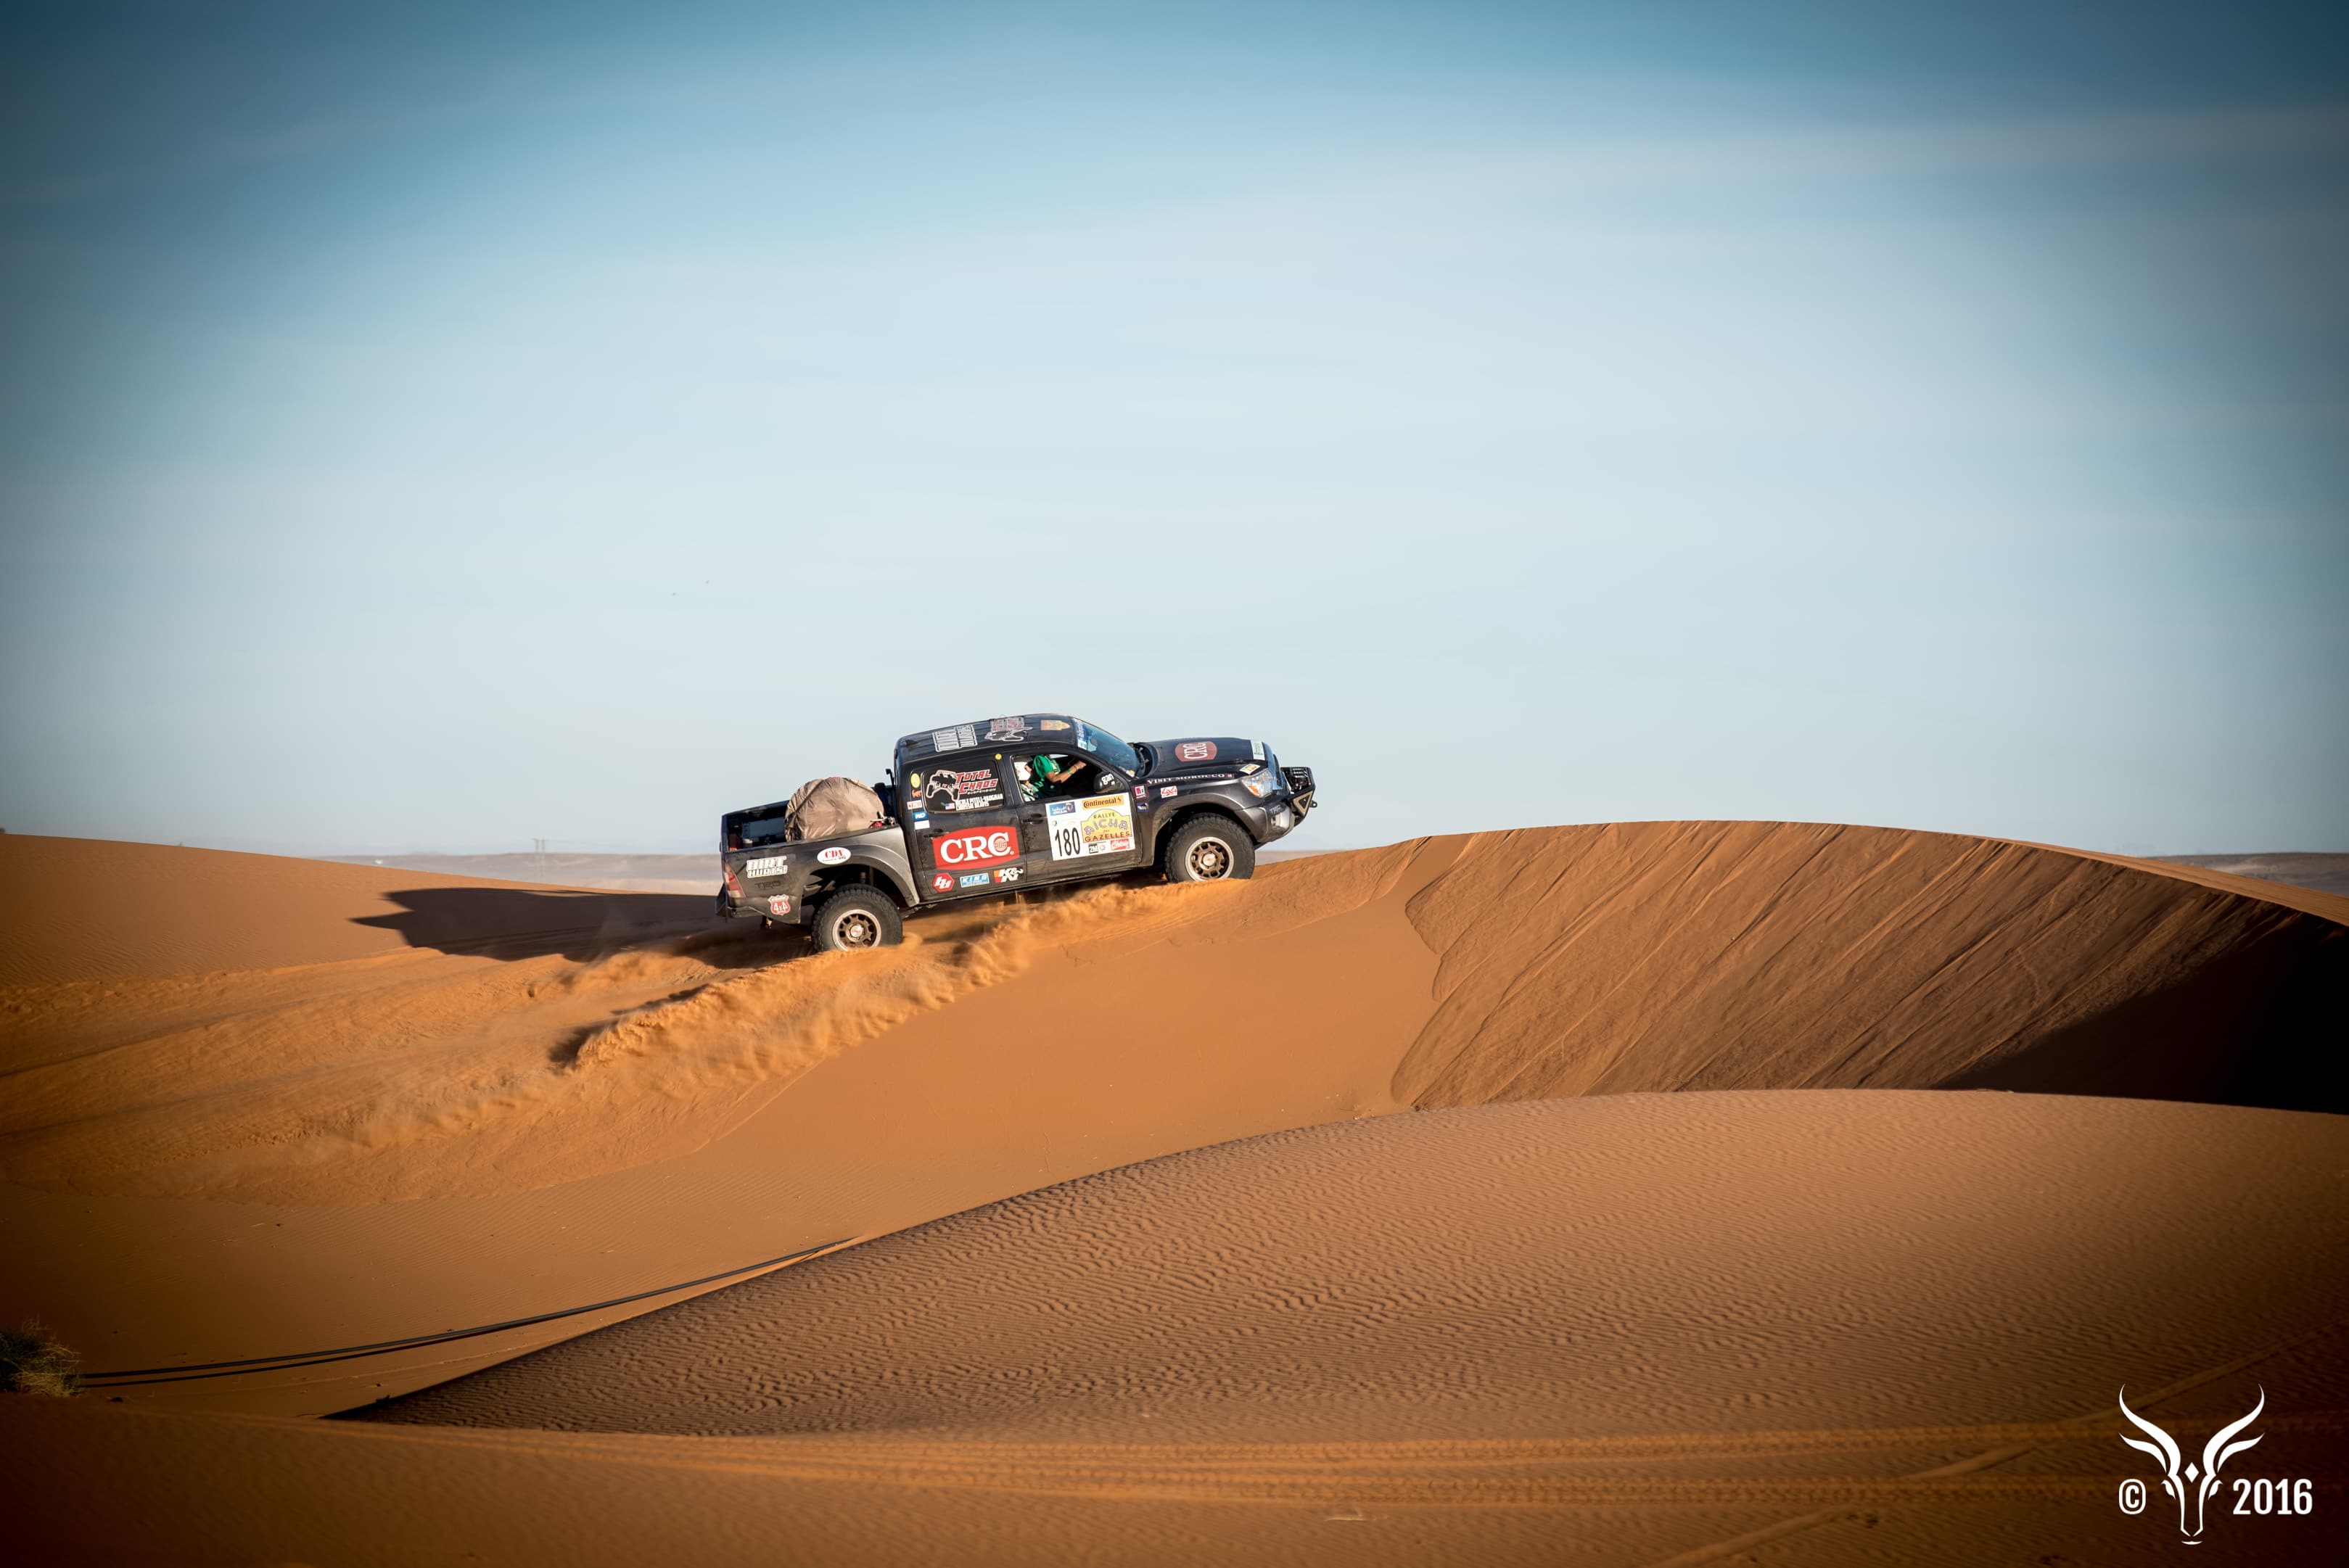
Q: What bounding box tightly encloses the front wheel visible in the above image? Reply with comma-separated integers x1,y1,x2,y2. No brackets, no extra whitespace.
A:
1164,816,1256,883
810,887,904,952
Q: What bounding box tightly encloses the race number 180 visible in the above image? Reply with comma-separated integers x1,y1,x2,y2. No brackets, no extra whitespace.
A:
1052,823,1085,859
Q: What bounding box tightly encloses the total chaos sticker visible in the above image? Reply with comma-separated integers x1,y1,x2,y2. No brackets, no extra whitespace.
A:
924,767,1005,813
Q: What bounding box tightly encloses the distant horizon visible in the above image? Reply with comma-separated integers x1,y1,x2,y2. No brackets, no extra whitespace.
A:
7,825,2342,862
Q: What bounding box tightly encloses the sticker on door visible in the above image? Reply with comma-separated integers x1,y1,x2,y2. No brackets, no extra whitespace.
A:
1045,793,1135,859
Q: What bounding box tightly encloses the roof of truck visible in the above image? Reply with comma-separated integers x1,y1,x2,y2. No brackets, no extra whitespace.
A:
895,714,1087,759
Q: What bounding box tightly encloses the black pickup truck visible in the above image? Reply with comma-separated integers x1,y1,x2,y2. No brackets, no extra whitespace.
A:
718,713,1317,951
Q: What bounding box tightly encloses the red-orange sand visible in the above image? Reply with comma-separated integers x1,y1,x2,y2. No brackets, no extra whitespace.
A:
1,823,2342,1564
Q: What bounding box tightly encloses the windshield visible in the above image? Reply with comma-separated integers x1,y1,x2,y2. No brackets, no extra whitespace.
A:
1072,719,1139,774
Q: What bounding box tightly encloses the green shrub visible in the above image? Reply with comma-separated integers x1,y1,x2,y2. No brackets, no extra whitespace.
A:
1,1320,81,1397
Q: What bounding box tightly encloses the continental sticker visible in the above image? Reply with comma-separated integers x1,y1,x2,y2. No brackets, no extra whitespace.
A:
1045,793,1135,861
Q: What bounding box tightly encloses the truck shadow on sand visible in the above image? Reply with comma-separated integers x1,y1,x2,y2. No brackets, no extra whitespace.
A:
352,887,728,963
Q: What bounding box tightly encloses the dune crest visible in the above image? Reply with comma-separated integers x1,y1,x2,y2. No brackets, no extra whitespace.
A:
1394,821,2345,1113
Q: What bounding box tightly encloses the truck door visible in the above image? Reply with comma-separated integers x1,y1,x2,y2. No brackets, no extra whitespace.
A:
1017,749,1143,883
906,751,1030,900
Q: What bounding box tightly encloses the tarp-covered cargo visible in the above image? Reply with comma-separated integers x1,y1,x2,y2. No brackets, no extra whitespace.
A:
785,776,886,842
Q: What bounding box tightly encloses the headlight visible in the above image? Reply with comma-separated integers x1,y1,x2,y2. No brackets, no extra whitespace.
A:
1241,769,1279,799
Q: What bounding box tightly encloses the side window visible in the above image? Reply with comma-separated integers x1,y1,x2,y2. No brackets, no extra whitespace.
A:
912,754,1010,814
1018,751,1122,803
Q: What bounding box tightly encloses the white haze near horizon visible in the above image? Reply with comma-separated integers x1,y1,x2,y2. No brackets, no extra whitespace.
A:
1,4,2344,857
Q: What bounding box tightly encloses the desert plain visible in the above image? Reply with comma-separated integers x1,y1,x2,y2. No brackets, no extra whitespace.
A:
1,820,2344,1563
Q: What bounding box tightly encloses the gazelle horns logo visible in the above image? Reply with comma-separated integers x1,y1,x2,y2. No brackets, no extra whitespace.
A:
2118,1386,2264,1542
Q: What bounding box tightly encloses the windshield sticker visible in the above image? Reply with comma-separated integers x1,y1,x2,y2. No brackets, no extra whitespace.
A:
1251,738,1265,760
745,854,789,878
1041,719,1071,730
934,824,1019,870
929,724,977,752
924,767,1005,813
1175,740,1217,762
1046,793,1136,860
984,716,1030,741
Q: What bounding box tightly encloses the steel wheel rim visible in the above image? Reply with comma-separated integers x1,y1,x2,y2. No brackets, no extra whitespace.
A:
834,910,881,948
1188,836,1233,879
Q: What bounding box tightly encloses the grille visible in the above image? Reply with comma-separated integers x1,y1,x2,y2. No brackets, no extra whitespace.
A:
1281,765,1316,796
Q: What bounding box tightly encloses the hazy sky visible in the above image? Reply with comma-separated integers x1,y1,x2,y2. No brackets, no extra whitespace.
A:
3,2,2344,854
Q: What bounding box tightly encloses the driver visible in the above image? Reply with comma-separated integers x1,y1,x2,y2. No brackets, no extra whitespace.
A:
1022,753,1082,801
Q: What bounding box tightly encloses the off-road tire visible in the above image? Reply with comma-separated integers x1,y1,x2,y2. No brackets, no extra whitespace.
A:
1164,815,1256,883
810,886,903,952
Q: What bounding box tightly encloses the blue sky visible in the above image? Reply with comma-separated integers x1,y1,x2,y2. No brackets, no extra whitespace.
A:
2,2,2344,854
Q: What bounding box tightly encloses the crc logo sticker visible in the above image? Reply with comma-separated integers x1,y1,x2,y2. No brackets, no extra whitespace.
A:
766,895,789,915
744,854,789,878
930,872,954,893
1175,740,1217,762
816,847,851,865
2118,1387,2313,1540
934,825,1018,869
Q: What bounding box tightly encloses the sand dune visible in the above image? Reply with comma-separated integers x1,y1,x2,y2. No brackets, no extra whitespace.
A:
1395,822,2345,1112
4,822,2336,1216
19,1094,2348,1564
361,1092,2349,1444
3,822,2344,1562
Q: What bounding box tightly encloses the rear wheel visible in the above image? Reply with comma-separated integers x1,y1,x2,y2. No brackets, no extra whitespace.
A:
810,886,903,952
1164,816,1255,883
